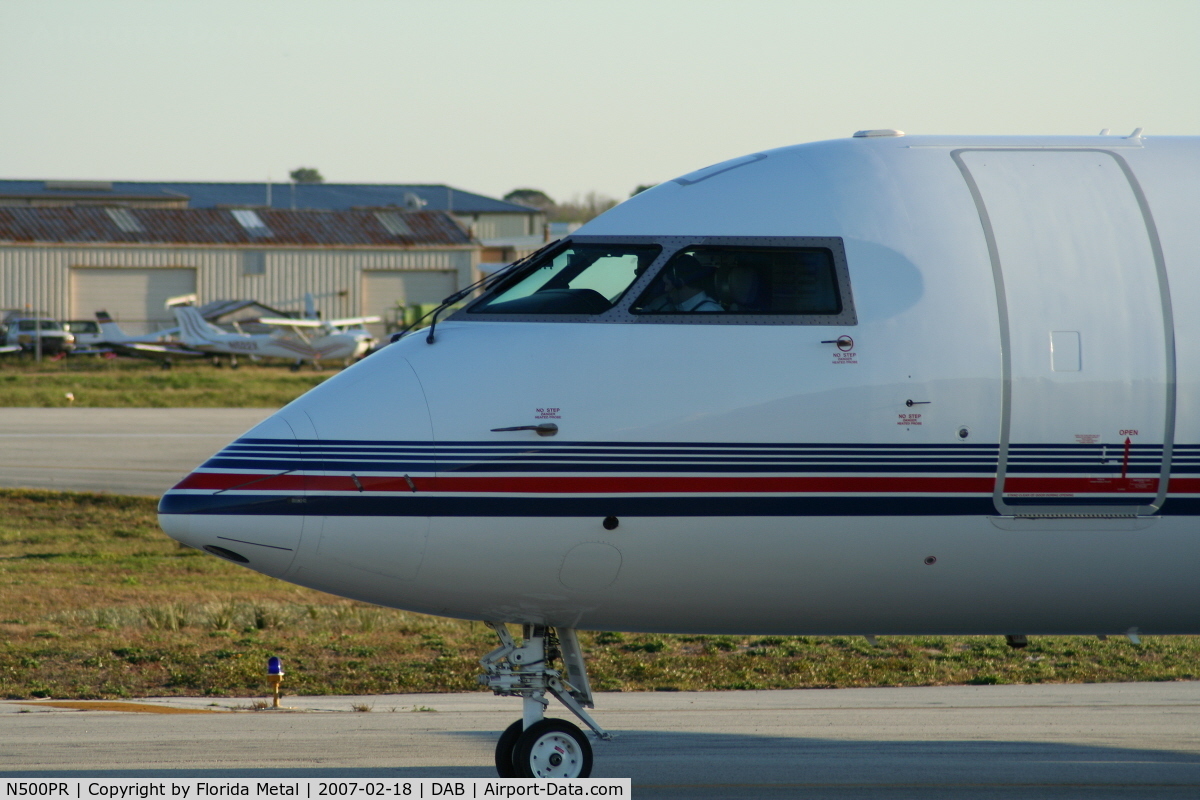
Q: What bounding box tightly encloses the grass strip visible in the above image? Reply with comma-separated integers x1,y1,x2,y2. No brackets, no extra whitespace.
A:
0,359,327,407
1,488,1197,700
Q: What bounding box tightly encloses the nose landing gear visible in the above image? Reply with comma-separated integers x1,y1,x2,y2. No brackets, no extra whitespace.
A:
480,622,612,778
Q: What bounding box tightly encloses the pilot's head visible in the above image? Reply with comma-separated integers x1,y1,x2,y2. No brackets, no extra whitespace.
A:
663,254,712,289
717,263,764,307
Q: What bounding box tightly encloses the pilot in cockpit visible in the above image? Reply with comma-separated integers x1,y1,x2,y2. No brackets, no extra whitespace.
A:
649,254,724,312
714,262,767,312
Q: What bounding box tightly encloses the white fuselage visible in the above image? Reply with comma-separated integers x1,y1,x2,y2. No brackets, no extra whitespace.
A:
159,134,1199,636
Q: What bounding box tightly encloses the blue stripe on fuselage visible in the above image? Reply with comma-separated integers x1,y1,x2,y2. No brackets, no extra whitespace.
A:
163,492,1179,518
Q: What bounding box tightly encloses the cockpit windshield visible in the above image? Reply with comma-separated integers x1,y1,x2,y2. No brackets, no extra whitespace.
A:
469,243,662,315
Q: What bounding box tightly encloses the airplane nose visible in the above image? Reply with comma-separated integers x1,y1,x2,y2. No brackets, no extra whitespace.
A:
159,411,309,577
276,353,436,590
158,350,435,583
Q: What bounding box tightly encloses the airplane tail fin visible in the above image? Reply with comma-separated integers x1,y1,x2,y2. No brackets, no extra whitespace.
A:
95,310,132,342
172,306,225,346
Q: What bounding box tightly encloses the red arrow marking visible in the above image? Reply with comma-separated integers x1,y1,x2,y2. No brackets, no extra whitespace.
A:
1121,437,1132,480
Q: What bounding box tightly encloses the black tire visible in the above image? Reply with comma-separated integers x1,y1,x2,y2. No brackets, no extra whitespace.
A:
494,719,523,777
512,718,592,779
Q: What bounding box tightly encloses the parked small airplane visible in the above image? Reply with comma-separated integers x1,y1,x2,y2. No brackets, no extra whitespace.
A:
160,130,1199,778
93,311,203,366
171,302,378,369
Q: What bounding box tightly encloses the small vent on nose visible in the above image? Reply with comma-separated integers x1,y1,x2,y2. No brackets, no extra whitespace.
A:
204,544,249,563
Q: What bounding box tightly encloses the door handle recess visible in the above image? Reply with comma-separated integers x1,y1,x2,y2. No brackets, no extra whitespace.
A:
490,423,559,436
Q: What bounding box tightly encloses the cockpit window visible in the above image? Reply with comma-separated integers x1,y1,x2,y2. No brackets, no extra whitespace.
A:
469,243,661,315
455,236,855,325
631,246,841,315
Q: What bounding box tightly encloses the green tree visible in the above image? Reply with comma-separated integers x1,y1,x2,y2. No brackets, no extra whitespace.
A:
504,188,555,210
550,192,618,223
290,167,324,184
630,183,657,197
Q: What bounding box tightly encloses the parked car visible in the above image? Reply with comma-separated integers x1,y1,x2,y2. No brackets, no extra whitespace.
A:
1,312,75,355
62,319,106,350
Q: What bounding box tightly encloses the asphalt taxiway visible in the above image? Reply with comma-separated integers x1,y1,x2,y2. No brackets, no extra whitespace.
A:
0,408,272,495
4,683,1200,798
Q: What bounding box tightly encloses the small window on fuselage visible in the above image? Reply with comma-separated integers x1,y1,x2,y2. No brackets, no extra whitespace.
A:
631,246,841,315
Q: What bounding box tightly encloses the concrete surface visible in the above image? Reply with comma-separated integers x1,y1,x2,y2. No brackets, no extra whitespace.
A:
0,408,273,496
4,684,1200,797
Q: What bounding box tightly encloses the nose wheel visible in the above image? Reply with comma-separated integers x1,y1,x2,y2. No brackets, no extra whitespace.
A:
512,719,593,778
481,623,611,778
495,718,593,778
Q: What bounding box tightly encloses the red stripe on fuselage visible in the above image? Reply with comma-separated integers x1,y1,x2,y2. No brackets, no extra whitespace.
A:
1003,477,1160,494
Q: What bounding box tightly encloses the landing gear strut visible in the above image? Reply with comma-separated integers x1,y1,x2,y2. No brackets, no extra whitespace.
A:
480,623,611,778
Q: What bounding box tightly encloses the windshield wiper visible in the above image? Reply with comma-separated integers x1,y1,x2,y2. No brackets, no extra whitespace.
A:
388,238,563,345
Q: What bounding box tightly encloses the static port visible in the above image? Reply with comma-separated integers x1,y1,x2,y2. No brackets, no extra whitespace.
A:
924,556,937,565
603,516,619,530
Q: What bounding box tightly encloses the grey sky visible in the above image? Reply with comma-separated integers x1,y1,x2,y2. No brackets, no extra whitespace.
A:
3,0,1197,203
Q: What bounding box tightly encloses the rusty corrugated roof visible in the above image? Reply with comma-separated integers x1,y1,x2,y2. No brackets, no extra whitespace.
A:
0,179,536,214
0,207,474,247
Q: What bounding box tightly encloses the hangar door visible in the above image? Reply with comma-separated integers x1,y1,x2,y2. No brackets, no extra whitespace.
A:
362,270,457,338
956,149,1173,517
72,267,197,336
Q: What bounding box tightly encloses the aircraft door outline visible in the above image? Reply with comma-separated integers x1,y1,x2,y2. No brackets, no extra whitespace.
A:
953,148,1177,517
